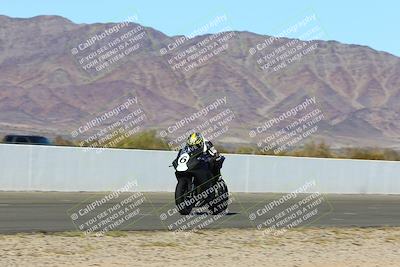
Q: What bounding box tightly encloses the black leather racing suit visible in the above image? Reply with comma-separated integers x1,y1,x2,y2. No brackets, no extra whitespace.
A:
196,140,224,177
175,140,225,186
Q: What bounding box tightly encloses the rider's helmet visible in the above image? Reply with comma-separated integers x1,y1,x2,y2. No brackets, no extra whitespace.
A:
186,132,204,151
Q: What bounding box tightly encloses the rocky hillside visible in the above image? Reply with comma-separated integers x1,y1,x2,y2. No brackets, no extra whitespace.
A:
0,15,399,148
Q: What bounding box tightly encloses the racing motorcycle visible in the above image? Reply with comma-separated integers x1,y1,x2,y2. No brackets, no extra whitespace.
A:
171,148,229,215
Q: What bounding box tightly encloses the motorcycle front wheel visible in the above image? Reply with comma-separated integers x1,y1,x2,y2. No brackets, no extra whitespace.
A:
175,177,194,215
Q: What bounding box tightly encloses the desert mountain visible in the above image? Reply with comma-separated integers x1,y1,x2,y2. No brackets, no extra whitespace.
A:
0,15,399,149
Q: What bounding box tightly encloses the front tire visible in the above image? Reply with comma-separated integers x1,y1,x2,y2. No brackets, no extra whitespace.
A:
175,178,193,215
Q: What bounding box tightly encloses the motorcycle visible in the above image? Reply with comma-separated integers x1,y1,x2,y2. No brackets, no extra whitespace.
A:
171,148,229,215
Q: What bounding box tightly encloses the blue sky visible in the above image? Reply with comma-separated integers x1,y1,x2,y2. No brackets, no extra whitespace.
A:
1,0,399,56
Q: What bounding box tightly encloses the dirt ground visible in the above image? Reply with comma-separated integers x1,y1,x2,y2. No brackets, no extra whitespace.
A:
1,227,399,267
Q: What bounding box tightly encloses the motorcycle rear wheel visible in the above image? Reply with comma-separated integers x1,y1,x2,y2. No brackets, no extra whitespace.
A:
209,178,229,215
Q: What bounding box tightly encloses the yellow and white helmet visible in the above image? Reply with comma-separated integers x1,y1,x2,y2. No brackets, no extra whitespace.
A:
186,132,204,150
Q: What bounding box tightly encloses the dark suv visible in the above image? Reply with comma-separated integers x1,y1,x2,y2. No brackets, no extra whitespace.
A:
2,135,51,145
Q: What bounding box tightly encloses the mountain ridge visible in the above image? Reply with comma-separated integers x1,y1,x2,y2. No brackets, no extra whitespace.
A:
0,15,399,149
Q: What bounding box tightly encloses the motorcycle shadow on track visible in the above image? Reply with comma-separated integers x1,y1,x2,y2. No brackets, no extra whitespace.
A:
191,211,239,216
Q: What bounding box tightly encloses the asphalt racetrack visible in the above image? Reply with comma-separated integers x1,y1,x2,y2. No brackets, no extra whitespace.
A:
0,192,399,233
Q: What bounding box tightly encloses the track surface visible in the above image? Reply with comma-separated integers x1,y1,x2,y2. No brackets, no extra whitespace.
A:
0,192,399,233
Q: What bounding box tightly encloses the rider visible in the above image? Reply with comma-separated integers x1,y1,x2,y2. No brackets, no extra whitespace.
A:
173,132,226,213
183,132,224,177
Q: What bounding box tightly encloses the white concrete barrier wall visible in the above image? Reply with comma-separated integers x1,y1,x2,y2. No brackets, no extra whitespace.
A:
0,144,399,193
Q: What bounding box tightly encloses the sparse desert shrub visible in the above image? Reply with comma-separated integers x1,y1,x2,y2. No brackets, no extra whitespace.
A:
290,141,334,158
113,130,169,150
